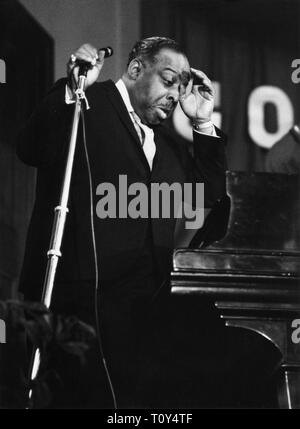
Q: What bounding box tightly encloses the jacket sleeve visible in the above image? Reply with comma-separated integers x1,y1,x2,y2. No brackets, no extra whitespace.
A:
192,127,227,207
158,123,227,208
16,78,74,167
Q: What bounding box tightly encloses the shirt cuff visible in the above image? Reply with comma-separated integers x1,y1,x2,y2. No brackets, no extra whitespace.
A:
193,124,219,138
65,84,76,104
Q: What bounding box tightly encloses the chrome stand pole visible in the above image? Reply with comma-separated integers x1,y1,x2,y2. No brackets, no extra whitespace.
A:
27,73,89,407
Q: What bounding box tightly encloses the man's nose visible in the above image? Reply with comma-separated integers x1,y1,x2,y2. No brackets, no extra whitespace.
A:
167,86,180,103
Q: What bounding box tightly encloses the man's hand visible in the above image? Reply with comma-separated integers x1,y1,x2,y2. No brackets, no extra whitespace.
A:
67,43,106,92
179,68,214,125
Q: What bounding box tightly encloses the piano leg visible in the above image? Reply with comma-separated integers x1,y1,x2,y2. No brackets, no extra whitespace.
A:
215,301,300,409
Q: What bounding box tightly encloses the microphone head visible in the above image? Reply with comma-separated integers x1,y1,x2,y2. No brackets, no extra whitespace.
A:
99,46,114,58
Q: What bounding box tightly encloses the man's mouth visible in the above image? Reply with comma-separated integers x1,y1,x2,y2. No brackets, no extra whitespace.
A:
156,106,173,120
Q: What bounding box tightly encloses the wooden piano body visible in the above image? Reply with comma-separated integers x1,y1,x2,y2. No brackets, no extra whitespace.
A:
171,172,300,408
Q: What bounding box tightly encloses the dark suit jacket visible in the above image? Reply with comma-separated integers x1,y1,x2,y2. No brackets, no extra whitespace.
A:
17,79,227,306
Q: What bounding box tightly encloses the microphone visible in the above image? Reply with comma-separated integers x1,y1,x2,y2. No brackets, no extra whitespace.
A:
78,46,114,76
99,46,114,58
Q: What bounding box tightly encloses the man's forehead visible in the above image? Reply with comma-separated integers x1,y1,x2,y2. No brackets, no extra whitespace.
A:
154,48,191,80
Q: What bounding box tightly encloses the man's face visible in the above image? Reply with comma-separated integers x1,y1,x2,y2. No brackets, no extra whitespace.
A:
129,48,191,125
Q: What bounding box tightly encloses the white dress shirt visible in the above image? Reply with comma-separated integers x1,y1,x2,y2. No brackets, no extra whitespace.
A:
115,79,156,169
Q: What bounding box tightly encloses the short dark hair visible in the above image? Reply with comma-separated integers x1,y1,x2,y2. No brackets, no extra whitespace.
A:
127,37,185,67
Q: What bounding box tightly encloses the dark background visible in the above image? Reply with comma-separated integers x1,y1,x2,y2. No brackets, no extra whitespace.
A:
0,0,53,299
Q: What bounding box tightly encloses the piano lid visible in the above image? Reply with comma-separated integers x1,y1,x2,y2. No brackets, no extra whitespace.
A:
176,172,300,278
190,171,300,252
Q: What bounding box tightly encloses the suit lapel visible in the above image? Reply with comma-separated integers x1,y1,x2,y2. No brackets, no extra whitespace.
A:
103,80,151,174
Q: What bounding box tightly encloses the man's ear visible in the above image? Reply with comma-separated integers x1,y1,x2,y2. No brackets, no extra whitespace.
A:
127,59,143,80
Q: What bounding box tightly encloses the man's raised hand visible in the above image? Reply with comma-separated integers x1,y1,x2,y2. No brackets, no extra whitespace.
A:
67,43,106,91
179,68,214,125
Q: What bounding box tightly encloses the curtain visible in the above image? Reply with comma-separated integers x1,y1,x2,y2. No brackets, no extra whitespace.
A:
0,0,54,297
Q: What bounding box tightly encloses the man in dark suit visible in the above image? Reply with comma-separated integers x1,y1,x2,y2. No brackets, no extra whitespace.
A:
17,37,226,408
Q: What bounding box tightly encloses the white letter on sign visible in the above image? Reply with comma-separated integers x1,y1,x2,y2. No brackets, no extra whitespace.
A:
248,86,294,149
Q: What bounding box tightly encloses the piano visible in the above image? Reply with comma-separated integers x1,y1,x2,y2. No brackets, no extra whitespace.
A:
171,171,300,409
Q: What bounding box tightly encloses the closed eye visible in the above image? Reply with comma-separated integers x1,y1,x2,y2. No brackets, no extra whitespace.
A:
164,79,174,87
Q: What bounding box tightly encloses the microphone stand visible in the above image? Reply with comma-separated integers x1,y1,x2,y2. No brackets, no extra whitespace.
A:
27,67,90,407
